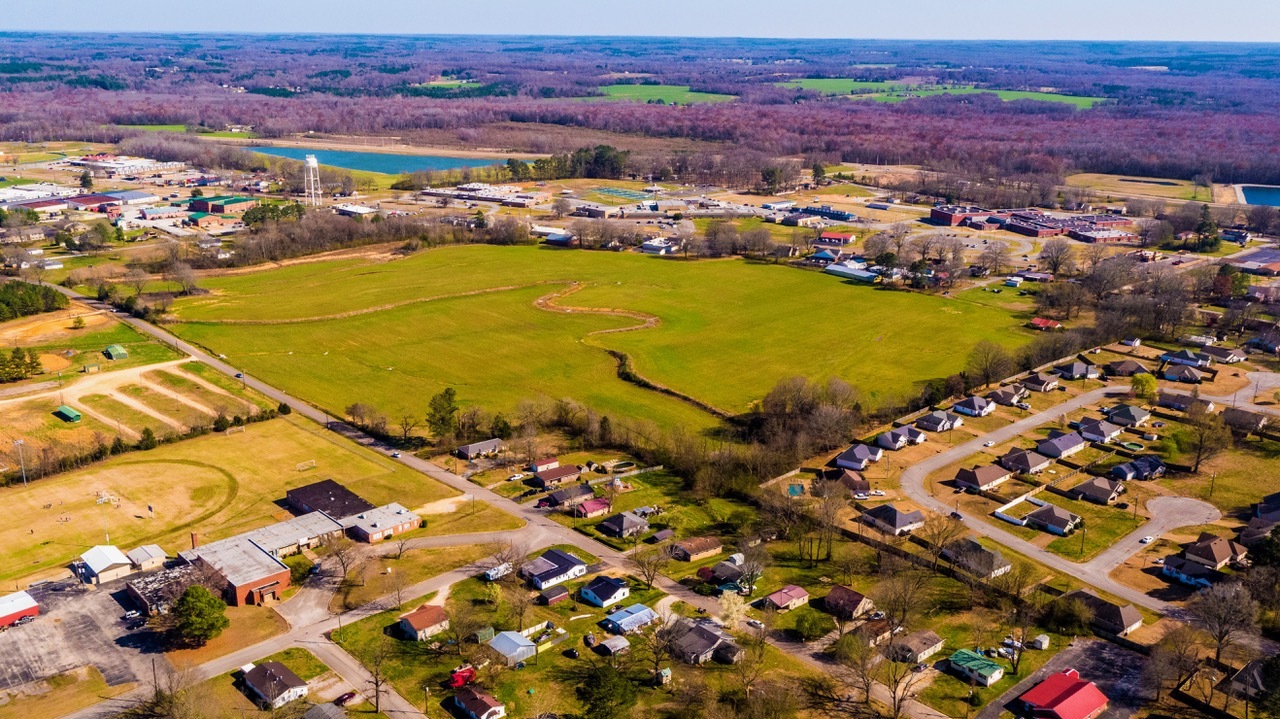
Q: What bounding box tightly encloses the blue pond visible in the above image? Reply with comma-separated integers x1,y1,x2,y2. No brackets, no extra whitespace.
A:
248,146,499,174
1241,185,1280,207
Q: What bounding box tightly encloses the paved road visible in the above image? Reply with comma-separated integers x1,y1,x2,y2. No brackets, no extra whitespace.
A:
899,384,1217,616
1165,371,1280,418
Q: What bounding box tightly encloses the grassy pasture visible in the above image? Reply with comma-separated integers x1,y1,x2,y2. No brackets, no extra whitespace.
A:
589,84,736,104
779,78,903,94
169,245,1029,425
776,79,1104,107
1066,172,1208,201
0,415,455,584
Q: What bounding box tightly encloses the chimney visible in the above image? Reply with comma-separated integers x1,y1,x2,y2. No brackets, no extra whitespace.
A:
190,532,199,549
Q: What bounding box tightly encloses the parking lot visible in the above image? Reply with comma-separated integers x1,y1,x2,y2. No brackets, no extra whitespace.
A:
976,639,1148,719
0,579,161,692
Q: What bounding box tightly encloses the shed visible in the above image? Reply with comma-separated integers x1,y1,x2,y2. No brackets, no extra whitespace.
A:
104,344,129,360
538,586,570,605
54,405,82,423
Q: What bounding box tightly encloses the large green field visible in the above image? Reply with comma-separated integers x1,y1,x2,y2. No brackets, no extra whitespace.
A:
588,84,736,104
776,79,1104,108
168,246,1029,429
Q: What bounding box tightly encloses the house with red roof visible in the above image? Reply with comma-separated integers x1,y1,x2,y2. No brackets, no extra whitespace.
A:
763,584,810,612
1017,668,1108,719
816,231,856,246
1029,317,1064,331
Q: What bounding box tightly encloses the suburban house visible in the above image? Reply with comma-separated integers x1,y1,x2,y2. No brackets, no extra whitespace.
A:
987,385,1029,406
285,479,374,519
916,410,964,433
1163,349,1213,367
877,425,927,450
863,504,926,536
399,604,450,641
1000,447,1053,474
1037,431,1087,459
454,687,506,719
824,468,871,495
1063,589,1143,636
1204,345,1248,364
835,444,883,471
946,649,1005,687
601,603,659,634
1229,661,1267,701
1069,477,1126,505
1184,533,1248,569
1165,364,1206,383
1077,418,1122,444
343,503,422,543
1025,504,1083,536
580,576,630,608
1029,317,1064,331
79,545,133,584
600,511,650,538
1017,669,1109,719
546,484,595,507
530,457,559,473
1107,404,1151,427
942,538,1013,579
242,662,308,709
665,618,743,665
955,464,1013,491
887,630,944,664
952,396,995,417
763,584,810,612
573,497,612,518
671,537,723,562
1111,455,1166,481
1055,361,1100,380
126,545,167,572
1224,408,1270,434
1158,392,1214,413
489,631,537,666
1104,359,1149,377
533,465,582,489
1022,372,1060,393
521,549,588,590
456,438,505,460
823,585,875,620
1161,556,1224,588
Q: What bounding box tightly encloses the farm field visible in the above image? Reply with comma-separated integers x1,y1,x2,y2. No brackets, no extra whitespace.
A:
1066,172,1210,201
0,414,455,585
778,78,904,94
776,79,1104,107
588,84,736,104
168,245,1031,427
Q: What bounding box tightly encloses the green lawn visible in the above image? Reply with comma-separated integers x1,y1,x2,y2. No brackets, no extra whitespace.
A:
776,80,1104,108
1043,498,1144,561
589,84,736,104
261,648,330,681
778,79,904,95
169,245,1030,428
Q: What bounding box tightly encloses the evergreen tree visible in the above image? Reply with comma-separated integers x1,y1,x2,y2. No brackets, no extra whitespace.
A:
137,427,158,450
426,387,459,437
171,585,229,646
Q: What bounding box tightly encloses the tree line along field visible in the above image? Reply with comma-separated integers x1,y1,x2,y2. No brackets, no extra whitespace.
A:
168,245,1031,429
777,78,1104,108
0,415,456,585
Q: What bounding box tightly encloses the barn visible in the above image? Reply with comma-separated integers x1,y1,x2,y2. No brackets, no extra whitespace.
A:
0,591,38,627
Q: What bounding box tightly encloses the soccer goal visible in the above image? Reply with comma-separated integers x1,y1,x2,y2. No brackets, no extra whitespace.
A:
225,426,247,436
296,459,317,472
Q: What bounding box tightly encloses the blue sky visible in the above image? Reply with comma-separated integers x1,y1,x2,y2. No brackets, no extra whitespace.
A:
5,0,1278,42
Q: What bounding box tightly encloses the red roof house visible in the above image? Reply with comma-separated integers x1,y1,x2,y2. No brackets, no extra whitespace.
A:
817,231,856,246
1029,317,1064,331
1017,669,1108,719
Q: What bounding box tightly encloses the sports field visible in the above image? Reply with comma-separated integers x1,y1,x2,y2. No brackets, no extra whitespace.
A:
0,415,456,584
168,245,1030,427
1066,172,1208,201
589,84,736,104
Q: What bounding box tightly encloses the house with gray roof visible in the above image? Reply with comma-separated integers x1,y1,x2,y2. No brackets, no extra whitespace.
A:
987,386,1029,406
600,511,649,539
954,464,1012,491
1077,417,1123,444
863,504,926,536
1025,504,1082,536
1036,431,1087,459
1107,404,1151,427
999,447,1052,474
952,396,995,417
942,538,1012,579
1105,359,1149,377
1069,477,1125,505
836,444,883,471
1055,361,1099,380
1111,455,1166,481
1021,372,1059,393
877,425,927,450
1063,588,1142,636
1165,364,1206,383
916,410,964,433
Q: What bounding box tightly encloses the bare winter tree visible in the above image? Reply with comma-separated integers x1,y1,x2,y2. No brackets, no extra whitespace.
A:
966,340,1014,388
1142,624,1205,702
1186,582,1258,662
979,241,1010,275
631,548,669,590
1038,238,1075,275
917,515,965,570
323,533,359,585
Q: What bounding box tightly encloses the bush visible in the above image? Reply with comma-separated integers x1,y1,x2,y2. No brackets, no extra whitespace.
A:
789,607,833,642
278,402,292,415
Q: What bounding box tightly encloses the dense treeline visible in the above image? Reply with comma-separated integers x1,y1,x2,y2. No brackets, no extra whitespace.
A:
0,280,69,321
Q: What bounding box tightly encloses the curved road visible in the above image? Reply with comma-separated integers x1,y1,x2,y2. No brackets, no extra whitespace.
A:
899,384,1219,616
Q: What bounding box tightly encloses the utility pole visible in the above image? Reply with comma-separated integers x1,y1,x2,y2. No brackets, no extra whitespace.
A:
1209,472,1218,499
13,440,27,486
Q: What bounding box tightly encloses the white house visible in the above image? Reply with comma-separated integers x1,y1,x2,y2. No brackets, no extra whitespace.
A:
580,576,630,608
952,396,995,417
242,662,308,709
521,549,587,590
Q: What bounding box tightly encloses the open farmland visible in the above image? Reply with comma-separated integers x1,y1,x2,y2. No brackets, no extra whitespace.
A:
0,415,456,585
168,245,1030,428
777,79,1104,107
588,84,736,104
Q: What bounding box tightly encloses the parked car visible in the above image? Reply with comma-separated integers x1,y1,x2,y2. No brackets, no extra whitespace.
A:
747,619,765,629
854,492,870,500
950,511,963,520
507,473,525,481
870,490,885,497
123,610,140,620
335,692,358,706
1140,536,1155,544
390,451,401,458
1015,402,1031,410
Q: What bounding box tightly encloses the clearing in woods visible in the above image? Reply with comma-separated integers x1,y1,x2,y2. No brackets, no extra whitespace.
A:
168,245,1030,429
587,84,737,104
0,414,459,585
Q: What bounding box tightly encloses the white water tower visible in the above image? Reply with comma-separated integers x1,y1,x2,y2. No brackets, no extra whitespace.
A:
303,154,322,206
